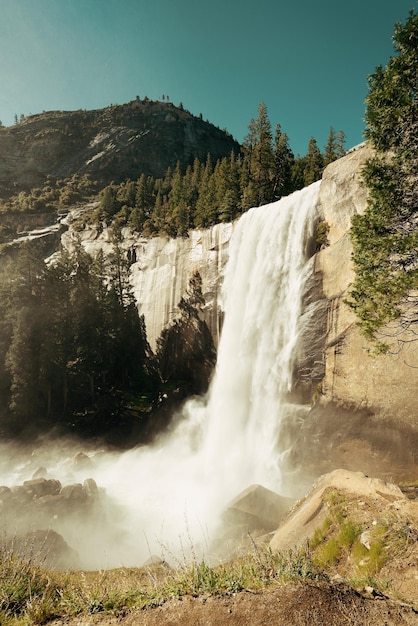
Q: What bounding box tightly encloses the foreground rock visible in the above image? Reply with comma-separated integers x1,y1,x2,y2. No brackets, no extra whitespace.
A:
270,469,418,609
270,468,405,552
8,529,79,570
0,461,105,570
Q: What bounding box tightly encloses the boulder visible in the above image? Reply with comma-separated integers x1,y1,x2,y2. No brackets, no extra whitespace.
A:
7,529,80,570
72,451,93,470
0,485,12,503
83,477,99,497
223,484,295,534
269,469,406,553
23,478,61,498
60,483,87,502
32,466,48,479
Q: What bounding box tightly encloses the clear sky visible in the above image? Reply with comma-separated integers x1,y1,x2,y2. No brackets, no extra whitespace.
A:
0,0,415,156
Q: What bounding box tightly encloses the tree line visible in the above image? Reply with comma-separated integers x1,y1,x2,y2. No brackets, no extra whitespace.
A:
81,104,345,238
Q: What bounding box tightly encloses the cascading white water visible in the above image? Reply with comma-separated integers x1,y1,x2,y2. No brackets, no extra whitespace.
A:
84,180,321,566
0,180,321,569
200,180,321,493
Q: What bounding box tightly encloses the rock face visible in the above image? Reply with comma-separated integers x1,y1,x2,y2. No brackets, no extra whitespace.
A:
5,140,418,480
298,145,418,482
0,99,240,197
61,218,233,349
315,146,418,423
60,146,418,436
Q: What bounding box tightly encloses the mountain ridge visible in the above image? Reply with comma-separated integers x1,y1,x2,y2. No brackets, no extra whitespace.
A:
0,98,240,198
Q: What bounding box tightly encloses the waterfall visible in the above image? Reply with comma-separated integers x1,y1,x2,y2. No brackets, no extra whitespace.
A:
88,180,321,566
0,181,321,569
201,180,321,492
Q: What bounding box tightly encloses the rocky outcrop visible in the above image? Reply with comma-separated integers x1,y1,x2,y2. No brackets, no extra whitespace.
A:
292,146,418,483
269,468,406,552
222,484,295,534
315,145,418,425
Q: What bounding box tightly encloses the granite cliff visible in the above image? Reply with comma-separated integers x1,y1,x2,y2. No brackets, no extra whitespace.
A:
61,144,418,480
302,144,418,482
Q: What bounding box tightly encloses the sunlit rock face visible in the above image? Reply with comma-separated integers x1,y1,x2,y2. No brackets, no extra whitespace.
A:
296,144,418,484
61,220,232,351
315,145,418,424
130,224,232,350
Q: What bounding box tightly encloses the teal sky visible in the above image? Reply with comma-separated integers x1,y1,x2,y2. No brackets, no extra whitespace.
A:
0,0,415,155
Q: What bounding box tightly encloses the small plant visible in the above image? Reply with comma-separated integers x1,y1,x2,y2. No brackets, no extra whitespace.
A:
338,520,362,548
315,537,340,568
0,544,60,624
315,220,330,249
310,517,332,549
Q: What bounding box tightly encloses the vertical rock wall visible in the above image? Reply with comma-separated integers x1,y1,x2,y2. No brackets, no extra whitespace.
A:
315,145,418,427
61,146,418,435
130,224,232,350
62,220,232,351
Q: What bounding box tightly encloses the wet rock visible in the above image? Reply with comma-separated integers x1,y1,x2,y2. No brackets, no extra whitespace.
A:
223,484,295,534
0,485,12,503
83,477,98,497
60,483,87,502
23,478,61,498
32,466,48,479
72,451,93,470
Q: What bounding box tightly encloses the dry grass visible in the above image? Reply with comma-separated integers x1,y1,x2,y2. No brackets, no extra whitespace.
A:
0,540,327,625
1,488,417,625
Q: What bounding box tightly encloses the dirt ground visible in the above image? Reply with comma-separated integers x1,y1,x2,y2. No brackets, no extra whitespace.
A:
50,583,418,626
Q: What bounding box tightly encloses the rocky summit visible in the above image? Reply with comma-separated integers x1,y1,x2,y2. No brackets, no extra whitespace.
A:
0,99,240,197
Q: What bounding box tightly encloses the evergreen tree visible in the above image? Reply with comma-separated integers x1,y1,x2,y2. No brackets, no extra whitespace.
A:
303,137,324,185
323,127,346,167
99,185,119,222
156,271,215,394
116,179,136,208
168,162,190,235
290,156,307,191
6,306,41,421
349,9,418,348
272,124,294,199
195,155,217,227
242,102,274,206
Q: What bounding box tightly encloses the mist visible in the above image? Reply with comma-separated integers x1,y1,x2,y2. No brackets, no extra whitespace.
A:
0,182,320,570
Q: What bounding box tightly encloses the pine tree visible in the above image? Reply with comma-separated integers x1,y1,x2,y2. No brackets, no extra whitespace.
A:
168,162,190,235
272,124,294,199
303,137,324,185
348,9,418,348
323,127,346,167
195,155,217,227
290,156,307,191
6,306,41,421
243,102,274,206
